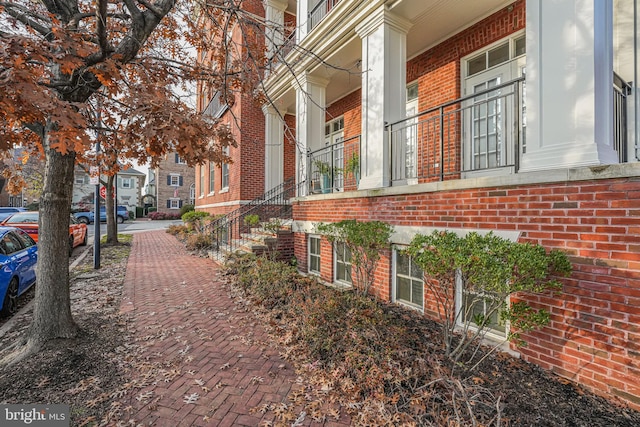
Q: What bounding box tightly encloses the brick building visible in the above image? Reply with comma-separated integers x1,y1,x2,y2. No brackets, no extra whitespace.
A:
194,0,297,217
251,0,640,410
197,0,640,410
150,153,195,214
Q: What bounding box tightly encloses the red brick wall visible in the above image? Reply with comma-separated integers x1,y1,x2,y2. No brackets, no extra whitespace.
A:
293,175,640,408
284,114,297,182
407,0,525,110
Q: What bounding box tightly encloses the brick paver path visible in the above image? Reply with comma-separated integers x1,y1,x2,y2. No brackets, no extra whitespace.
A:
119,230,301,426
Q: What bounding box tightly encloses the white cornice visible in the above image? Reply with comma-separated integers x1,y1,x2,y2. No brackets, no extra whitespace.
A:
265,0,288,13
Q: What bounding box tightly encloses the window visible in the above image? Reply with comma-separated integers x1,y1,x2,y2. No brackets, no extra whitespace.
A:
466,35,525,77
168,198,181,209
175,154,186,164
199,166,205,197
462,32,526,176
394,250,424,309
168,174,182,186
120,178,133,189
308,235,321,275
75,175,88,185
334,241,352,284
459,286,507,336
208,162,215,194
221,147,229,189
189,183,196,205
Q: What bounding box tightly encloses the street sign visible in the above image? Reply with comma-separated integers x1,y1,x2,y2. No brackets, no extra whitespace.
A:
99,186,106,199
89,166,99,185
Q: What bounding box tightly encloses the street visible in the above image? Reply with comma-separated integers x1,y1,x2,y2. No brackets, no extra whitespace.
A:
83,218,184,247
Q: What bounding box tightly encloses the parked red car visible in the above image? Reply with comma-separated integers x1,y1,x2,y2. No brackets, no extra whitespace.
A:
1,212,88,255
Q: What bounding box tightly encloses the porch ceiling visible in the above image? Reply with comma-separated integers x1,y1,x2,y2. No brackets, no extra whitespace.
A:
276,0,515,112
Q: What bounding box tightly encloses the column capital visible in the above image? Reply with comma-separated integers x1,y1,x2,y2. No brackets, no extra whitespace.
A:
355,6,412,39
291,73,330,91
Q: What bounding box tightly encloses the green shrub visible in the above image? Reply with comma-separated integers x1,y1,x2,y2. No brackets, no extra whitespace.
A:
316,220,392,295
244,214,260,227
404,230,572,367
180,203,195,216
182,210,209,224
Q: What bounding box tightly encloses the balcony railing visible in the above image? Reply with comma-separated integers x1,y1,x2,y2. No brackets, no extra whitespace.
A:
388,78,526,183
308,0,341,32
613,72,634,163
308,135,360,194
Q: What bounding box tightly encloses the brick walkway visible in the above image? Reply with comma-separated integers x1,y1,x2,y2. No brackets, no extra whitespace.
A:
119,231,302,426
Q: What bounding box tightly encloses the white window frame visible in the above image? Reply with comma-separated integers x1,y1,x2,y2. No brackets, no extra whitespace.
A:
199,165,205,197
308,235,321,275
75,175,87,185
120,177,133,189
176,155,186,164
208,162,215,195
333,241,352,285
169,198,180,209
169,174,180,187
221,147,230,190
392,247,424,311
455,271,510,340
461,31,526,179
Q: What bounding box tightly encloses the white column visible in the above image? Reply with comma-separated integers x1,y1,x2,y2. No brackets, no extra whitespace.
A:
293,73,328,193
521,0,617,172
297,0,310,42
263,105,285,192
355,8,411,190
265,0,288,58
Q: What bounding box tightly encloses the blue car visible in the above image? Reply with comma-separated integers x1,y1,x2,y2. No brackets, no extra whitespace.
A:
0,226,38,317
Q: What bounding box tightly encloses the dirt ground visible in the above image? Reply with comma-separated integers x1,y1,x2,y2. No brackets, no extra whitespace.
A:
0,241,639,426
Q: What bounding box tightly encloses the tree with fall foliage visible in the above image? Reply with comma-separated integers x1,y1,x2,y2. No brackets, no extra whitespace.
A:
0,0,281,358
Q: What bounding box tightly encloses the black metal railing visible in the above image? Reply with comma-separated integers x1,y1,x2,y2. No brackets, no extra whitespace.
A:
613,72,633,163
387,77,525,183
308,135,360,194
308,0,341,32
207,177,304,260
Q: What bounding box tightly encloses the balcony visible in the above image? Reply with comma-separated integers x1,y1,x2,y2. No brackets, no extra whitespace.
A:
308,0,341,33
308,135,360,194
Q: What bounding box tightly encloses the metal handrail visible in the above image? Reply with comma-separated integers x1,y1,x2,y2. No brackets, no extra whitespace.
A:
308,135,360,194
387,78,525,183
208,178,305,260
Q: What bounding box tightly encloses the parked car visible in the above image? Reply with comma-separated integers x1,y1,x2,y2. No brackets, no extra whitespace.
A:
0,212,88,255
0,226,38,317
74,205,129,224
0,207,27,222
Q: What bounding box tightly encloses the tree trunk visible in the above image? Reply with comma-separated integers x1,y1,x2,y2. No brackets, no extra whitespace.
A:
105,175,118,244
27,126,79,348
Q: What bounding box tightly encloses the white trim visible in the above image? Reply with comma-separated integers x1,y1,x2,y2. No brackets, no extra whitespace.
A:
333,241,352,285
196,199,254,209
392,246,424,312
307,234,321,276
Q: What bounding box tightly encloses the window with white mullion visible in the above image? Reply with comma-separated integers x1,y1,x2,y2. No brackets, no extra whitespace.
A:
394,249,424,309
308,235,321,275
334,241,352,284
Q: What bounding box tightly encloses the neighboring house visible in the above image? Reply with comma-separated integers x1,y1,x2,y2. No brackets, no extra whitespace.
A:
151,153,195,213
72,166,146,214
204,0,640,409
194,0,297,216
0,148,44,207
